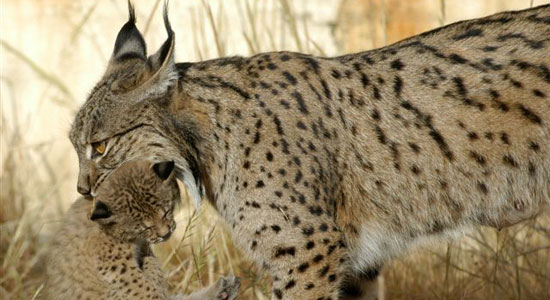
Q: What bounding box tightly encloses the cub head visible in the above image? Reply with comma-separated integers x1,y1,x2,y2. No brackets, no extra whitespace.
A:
69,1,203,207
90,159,179,244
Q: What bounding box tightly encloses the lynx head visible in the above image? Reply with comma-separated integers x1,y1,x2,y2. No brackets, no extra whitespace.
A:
90,159,179,243
69,1,203,207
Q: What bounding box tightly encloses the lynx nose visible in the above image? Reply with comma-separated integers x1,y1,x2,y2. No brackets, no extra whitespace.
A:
77,171,91,196
158,223,174,241
77,184,91,196
161,231,172,241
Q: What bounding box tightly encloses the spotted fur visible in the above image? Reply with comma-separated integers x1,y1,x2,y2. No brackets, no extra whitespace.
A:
41,159,240,300
70,3,550,300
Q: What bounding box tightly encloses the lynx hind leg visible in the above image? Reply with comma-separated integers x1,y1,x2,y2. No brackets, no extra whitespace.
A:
340,268,384,300
483,200,548,230
177,276,240,300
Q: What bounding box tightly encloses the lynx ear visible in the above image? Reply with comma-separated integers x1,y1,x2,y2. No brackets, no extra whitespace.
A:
137,1,177,97
105,1,177,100
110,1,147,64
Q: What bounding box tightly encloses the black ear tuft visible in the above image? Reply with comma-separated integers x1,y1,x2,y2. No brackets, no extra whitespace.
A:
144,0,174,73
112,0,147,61
127,0,137,24
90,201,111,221
153,161,175,180
163,0,173,38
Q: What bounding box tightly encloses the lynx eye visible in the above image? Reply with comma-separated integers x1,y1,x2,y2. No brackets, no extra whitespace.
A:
91,140,107,157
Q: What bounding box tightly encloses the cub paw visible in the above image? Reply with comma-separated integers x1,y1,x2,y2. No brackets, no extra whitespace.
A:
215,276,240,300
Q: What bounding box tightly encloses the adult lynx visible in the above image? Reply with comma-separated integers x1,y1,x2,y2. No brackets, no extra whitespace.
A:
70,2,549,299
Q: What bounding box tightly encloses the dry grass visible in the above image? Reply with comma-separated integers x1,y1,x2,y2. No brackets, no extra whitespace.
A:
1,1,549,299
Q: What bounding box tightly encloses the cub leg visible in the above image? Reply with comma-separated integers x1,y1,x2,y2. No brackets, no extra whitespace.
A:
177,276,240,300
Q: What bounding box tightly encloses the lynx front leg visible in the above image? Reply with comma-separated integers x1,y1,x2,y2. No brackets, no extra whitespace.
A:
340,268,384,300
225,194,349,300
265,226,348,300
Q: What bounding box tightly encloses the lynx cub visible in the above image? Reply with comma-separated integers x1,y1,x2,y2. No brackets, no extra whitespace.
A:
41,160,240,300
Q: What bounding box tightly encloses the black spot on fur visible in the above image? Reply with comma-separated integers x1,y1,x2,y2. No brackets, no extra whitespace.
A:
374,125,387,145
518,104,542,124
500,132,510,145
360,73,370,87
285,280,296,290
274,246,296,258
273,114,285,135
393,76,403,97
302,227,315,236
478,182,488,194
313,254,324,263
482,45,499,52
497,33,544,49
318,265,330,277
453,28,483,40
292,91,309,114
409,142,420,153
321,79,332,99
453,77,468,96
280,54,291,61
470,151,486,165
373,86,381,99
449,53,468,64
371,109,381,120
282,71,297,85
529,141,540,152
298,262,310,272
502,155,519,167
271,225,281,233
533,89,545,98
390,59,405,70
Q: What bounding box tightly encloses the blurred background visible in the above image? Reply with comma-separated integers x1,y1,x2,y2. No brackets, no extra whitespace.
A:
1,0,549,299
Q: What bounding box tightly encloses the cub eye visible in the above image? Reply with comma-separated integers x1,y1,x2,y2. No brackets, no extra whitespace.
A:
91,140,107,157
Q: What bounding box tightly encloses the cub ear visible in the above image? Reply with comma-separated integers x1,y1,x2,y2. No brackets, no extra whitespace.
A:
106,1,147,74
90,200,111,221
152,161,175,180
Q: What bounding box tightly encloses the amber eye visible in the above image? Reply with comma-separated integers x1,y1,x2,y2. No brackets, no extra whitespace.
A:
92,140,106,157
